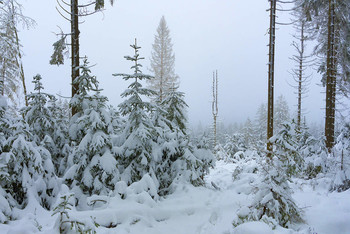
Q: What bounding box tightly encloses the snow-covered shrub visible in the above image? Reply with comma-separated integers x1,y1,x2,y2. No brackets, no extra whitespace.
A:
223,133,246,160
233,157,303,229
301,136,327,179
52,194,99,234
67,58,119,196
213,144,227,161
192,132,212,150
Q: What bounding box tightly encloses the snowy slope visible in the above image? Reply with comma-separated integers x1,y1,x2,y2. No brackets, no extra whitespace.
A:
1,160,349,234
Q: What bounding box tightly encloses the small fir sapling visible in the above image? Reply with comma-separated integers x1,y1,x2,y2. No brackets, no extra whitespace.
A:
233,157,304,229
269,123,303,177
113,39,158,190
3,117,58,209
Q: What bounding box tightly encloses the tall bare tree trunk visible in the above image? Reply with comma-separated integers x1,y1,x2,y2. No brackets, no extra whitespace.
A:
212,70,218,150
297,22,305,132
325,0,336,152
267,0,276,156
71,0,79,116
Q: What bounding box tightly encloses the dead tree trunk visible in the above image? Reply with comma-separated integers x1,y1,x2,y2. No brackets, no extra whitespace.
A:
212,70,218,150
267,0,276,156
297,22,305,131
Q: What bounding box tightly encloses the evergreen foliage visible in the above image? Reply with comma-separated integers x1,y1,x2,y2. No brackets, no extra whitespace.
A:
270,123,303,177
274,95,290,134
233,157,304,229
113,39,157,188
49,36,66,66
67,58,119,196
2,118,58,209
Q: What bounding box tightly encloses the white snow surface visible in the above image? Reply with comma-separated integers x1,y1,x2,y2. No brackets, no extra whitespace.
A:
1,160,350,234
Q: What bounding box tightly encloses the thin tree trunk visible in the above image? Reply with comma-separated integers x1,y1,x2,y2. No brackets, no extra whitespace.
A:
212,70,218,150
267,0,276,156
297,21,305,132
0,58,5,96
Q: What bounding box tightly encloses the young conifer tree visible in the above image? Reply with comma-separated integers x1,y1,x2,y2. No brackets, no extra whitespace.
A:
66,58,119,196
148,16,179,102
113,39,158,191
274,95,290,134
22,75,55,144
156,87,215,194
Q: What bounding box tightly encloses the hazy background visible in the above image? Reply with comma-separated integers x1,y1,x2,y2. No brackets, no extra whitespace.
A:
19,0,324,127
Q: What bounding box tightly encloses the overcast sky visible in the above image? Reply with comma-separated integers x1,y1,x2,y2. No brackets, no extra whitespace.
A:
19,0,325,127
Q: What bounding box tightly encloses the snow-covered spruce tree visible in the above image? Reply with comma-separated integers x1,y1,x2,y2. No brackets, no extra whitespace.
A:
161,87,188,135
222,133,247,160
22,74,55,145
0,95,12,153
234,124,304,229
233,156,304,229
300,134,328,179
242,118,255,149
274,94,290,134
148,16,179,102
331,119,350,191
113,40,159,195
155,87,215,194
270,123,303,177
66,58,119,196
47,96,70,176
21,75,69,176
0,95,16,223
1,116,58,210
254,103,267,146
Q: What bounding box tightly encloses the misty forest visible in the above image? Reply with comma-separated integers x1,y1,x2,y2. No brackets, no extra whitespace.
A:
0,0,350,233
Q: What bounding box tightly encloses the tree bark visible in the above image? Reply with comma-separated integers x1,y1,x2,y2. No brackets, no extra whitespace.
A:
71,0,80,116
325,0,336,152
267,0,276,156
297,21,305,132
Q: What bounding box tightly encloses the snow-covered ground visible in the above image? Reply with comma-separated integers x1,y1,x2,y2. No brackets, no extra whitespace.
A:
1,160,350,234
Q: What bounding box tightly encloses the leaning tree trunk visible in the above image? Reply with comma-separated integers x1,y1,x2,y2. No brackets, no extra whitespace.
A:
267,0,276,156
325,0,337,152
71,0,80,116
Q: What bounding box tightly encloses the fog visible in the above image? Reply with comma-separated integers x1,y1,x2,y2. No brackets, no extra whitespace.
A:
20,0,325,127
